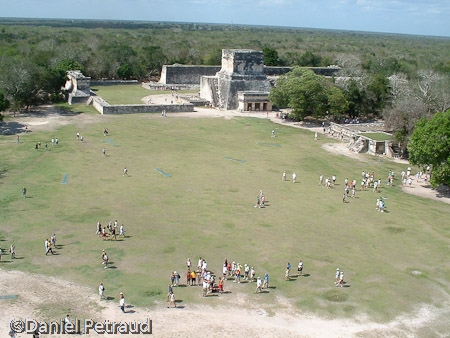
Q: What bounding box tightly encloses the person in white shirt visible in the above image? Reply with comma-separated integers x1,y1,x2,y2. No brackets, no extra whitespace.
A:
292,172,297,183
99,283,105,300
119,292,125,312
168,292,176,308
119,224,125,237
255,277,262,293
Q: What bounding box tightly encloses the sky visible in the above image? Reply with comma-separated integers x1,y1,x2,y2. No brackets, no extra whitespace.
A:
0,0,449,37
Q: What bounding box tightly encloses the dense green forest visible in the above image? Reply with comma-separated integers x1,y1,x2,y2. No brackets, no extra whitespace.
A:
0,18,449,152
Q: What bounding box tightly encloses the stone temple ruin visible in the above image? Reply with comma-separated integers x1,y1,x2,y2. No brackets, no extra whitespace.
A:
64,70,91,105
200,49,272,111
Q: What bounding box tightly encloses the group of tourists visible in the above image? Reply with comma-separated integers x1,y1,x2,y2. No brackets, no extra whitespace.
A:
0,244,15,261
96,220,125,241
44,235,56,255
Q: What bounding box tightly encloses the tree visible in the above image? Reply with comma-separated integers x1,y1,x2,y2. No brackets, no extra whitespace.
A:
262,47,279,66
328,86,349,117
0,90,9,112
298,51,325,67
408,110,450,187
366,74,391,115
0,57,41,112
117,64,133,79
203,49,222,65
269,68,329,120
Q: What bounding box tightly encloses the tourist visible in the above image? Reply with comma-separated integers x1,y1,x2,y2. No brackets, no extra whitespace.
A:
332,175,336,185
260,194,265,208
314,132,318,140
80,135,84,142
35,143,39,151
16,135,19,143
45,239,54,255
51,234,56,248
336,272,344,287
198,257,202,271
285,267,290,281
319,175,323,185
55,138,58,145
119,292,125,312
407,177,412,187
263,273,269,288
292,172,297,183
102,250,108,268
255,277,262,293
202,279,208,297
99,283,105,300
186,258,191,269
104,128,108,136
255,195,260,208
231,261,237,276
282,171,287,181
76,133,80,140
335,268,340,285
174,271,180,286
271,130,275,137
168,292,176,308
10,244,15,259
102,148,106,156
219,277,224,294
234,267,241,283
45,142,48,150
250,267,256,282
344,178,348,187
120,224,125,237
170,272,175,286
297,260,303,276
244,264,250,280
22,187,27,198
51,138,54,146
223,263,228,279
186,269,191,286
351,187,356,199
191,270,196,286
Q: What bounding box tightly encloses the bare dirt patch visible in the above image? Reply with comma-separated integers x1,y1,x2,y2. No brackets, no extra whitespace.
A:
1,269,448,337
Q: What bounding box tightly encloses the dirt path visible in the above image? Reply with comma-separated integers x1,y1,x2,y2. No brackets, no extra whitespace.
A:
1,269,448,337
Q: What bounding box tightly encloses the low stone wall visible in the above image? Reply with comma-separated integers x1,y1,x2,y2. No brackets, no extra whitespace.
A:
90,80,139,86
91,95,193,115
101,104,194,114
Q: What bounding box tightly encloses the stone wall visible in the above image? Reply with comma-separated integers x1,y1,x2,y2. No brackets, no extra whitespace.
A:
90,80,139,86
160,64,340,85
91,96,193,115
102,104,194,114
160,65,220,85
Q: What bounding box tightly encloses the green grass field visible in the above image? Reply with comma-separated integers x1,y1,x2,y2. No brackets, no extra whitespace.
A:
360,132,393,141
0,113,449,322
91,85,198,104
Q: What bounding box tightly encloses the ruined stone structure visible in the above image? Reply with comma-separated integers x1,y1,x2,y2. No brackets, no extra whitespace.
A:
329,122,399,158
200,49,272,110
237,92,272,112
65,70,91,105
